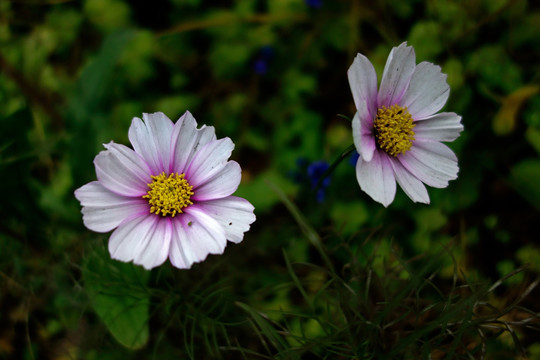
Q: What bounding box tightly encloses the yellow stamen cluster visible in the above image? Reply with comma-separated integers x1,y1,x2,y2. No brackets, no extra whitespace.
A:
142,172,194,217
373,104,416,157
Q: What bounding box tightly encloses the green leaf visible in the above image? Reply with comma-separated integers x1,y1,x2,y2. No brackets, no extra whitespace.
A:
82,247,150,349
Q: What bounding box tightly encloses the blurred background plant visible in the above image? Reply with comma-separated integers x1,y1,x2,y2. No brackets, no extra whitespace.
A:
1,0,539,359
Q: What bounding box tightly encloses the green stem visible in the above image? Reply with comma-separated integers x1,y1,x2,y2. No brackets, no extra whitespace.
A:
314,144,356,193
265,180,335,273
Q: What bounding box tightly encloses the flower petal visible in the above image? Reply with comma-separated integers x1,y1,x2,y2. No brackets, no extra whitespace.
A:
169,207,227,269
196,196,256,244
388,158,430,204
171,111,217,174
134,217,172,270
348,52,378,117
94,142,151,197
128,112,174,175
109,215,161,269
352,107,376,162
398,140,459,188
75,181,149,233
414,112,463,142
377,42,416,107
191,161,241,201
185,138,234,188
401,62,450,119
355,150,396,207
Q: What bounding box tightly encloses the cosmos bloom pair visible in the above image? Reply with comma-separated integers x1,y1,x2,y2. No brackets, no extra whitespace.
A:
75,42,462,270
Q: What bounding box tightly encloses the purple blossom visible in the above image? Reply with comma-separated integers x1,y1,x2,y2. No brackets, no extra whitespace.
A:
348,42,463,206
75,112,256,270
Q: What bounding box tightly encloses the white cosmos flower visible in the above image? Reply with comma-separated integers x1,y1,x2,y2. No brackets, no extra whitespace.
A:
348,42,463,207
75,111,256,270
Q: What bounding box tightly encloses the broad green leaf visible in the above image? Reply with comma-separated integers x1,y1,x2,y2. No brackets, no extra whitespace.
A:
83,248,150,349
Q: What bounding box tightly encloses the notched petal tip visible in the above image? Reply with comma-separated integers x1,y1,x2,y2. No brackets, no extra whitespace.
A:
168,209,227,269
192,160,242,201
401,61,450,119
177,110,215,133
378,42,417,107
171,111,218,173
181,110,193,120
102,141,115,150
142,111,173,123
414,112,464,142
185,137,236,187
196,196,256,244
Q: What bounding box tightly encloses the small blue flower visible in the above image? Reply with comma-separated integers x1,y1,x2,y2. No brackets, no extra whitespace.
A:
349,150,360,166
253,45,275,75
253,59,268,75
290,158,331,202
315,188,326,203
259,45,274,59
308,161,330,189
307,160,331,202
305,0,322,8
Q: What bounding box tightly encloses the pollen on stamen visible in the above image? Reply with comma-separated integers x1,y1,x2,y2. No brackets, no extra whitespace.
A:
142,172,194,217
373,104,416,157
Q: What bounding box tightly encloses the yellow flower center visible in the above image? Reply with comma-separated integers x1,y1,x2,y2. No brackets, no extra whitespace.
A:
373,104,416,157
142,172,194,217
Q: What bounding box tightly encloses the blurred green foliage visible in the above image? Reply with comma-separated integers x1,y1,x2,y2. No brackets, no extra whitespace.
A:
1,0,540,359
83,248,150,349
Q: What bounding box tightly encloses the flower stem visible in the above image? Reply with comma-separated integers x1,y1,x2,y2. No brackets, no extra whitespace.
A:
265,180,335,273
314,144,356,192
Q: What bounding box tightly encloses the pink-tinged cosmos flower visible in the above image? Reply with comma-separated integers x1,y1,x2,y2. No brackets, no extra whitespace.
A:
74,112,256,270
348,42,463,207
